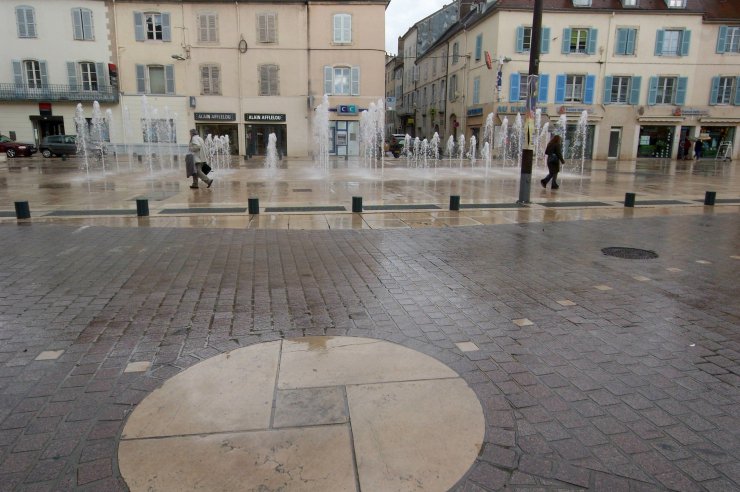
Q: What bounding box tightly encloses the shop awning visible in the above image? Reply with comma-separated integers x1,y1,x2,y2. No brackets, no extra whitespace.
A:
699,117,740,124
637,116,684,123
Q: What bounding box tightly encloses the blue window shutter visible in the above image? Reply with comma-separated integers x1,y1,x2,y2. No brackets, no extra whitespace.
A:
72,9,83,40
324,66,332,95
602,75,613,104
647,76,658,105
735,77,740,105
676,77,687,106
134,12,145,41
165,64,175,93
67,62,78,88
538,74,549,103
654,30,664,56
629,76,641,105
509,73,520,102
587,29,598,55
680,30,690,56
475,34,482,60
95,62,107,87
541,27,550,54
616,28,627,55
562,28,571,54
136,64,146,93
555,74,566,103
162,13,172,42
709,77,720,105
716,26,727,54
515,26,524,53
39,61,48,87
351,66,360,96
626,29,637,55
584,74,596,104
12,60,23,86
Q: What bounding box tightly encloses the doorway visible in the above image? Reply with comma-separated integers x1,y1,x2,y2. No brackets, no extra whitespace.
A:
30,116,65,146
608,127,621,159
245,124,287,157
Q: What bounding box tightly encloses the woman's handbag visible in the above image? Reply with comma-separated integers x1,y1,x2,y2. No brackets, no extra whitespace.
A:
202,163,212,175
185,153,195,177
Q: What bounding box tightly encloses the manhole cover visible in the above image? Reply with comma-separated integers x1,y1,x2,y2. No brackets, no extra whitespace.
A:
602,247,658,259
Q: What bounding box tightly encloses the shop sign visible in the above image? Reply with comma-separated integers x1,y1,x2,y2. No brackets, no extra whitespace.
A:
467,107,483,117
245,113,286,122
338,105,357,115
497,105,527,114
562,107,593,114
678,108,708,116
195,112,236,121
39,102,52,116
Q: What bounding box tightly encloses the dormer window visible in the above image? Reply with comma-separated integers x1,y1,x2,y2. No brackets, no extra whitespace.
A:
621,0,638,7
573,0,592,6
666,0,686,8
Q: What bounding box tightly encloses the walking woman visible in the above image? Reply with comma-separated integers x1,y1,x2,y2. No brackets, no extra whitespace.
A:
541,135,565,190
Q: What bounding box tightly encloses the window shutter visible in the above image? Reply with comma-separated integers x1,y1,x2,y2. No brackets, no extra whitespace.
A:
734,77,740,105
84,10,94,40
27,9,36,37
555,74,566,103
709,77,720,105
344,15,351,43
39,61,48,87
587,29,597,55
324,66,332,95
165,64,175,93
199,14,208,42
12,60,23,86
629,76,641,105
134,12,145,41
351,66,360,96
716,26,727,54
72,9,83,40
515,26,524,53
541,27,550,54
333,15,340,42
475,35,482,61
561,28,571,54
201,65,210,94
271,65,279,95
654,30,664,56
626,29,636,55
162,13,171,42
675,77,687,106
538,74,549,103
680,30,690,56
16,8,27,37
67,62,79,89
208,14,217,42
258,14,266,42
602,75,613,104
584,74,596,104
616,28,627,55
136,64,146,93
509,73,520,102
95,62,107,87
647,76,658,105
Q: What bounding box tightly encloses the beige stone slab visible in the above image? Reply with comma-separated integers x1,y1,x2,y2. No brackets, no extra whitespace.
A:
633,275,651,282
273,387,348,428
35,350,64,361
594,285,613,291
119,426,356,492
557,299,577,306
695,260,712,264
667,267,683,272
347,379,484,492
122,341,281,438
513,318,534,327
279,337,457,389
124,361,151,373
361,218,410,229
455,341,479,352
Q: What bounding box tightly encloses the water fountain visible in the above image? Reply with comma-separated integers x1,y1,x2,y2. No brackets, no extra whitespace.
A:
468,135,477,167
90,101,107,175
497,117,509,165
74,103,91,176
105,108,120,173
413,137,421,167
571,110,589,173
265,132,279,172
446,136,455,168
430,132,440,163
421,138,429,168
457,134,465,169
313,94,330,172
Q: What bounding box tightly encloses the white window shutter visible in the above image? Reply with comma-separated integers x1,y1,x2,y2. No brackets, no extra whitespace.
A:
201,65,210,93
83,9,94,40
72,9,83,40
212,65,220,94
324,66,332,95
351,66,360,96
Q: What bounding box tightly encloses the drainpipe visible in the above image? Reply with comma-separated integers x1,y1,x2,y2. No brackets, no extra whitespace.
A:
306,0,312,157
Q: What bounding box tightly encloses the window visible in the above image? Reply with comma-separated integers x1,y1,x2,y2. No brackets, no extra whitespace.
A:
610,76,631,104
711,77,736,105
24,60,42,89
570,29,589,53
518,72,528,101
615,28,637,55
80,62,98,91
422,87,427,108
622,0,638,6
432,57,437,76
449,74,457,100
257,12,277,43
717,26,740,54
333,14,351,44
473,77,480,104
656,77,676,104
136,64,175,94
475,34,483,61
516,26,551,54
16,6,36,38
134,12,171,42
259,64,279,96
648,76,686,105
200,64,220,95
323,65,360,96
573,0,592,6
440,80,445,105
562,27,596,54
72,8,94,40
564,75,584,102
452,42,459,64
198,12,218,43
142,119,176,143
666,0,686,8
656,29,690,56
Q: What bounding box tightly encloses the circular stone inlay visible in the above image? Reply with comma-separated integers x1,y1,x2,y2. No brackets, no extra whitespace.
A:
118,337,485,491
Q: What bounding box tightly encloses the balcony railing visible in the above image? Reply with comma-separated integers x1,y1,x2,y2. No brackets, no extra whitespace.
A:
0,84,118,103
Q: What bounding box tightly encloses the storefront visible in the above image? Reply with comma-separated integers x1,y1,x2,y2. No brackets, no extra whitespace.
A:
330,120,359,156
244,113,287,157
194,112,238,155
637,125,676,158
699,125,735,159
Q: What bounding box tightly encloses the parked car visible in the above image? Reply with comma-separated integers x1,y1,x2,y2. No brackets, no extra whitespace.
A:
0,135,37,158
389,133,407,158
40,135,77,157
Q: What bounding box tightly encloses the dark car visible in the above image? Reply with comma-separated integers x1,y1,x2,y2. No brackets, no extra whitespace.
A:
40,135,77,158
0,135,37,158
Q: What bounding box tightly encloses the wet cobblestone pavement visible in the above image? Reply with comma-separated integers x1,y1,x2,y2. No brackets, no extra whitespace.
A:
0,211,738,491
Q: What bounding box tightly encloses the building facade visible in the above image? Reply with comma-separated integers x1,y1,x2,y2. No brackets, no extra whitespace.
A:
387,0,740,161
1,0,386,158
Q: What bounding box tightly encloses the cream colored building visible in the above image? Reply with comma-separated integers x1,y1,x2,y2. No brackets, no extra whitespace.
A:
390,0,740,161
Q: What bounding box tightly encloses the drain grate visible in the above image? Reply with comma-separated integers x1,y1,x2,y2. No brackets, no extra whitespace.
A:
602,247,658,260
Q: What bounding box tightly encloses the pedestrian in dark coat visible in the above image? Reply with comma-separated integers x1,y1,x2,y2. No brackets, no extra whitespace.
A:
694,139,704,160
541,135,565,190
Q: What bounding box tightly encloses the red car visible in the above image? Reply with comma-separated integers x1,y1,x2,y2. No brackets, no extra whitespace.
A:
0,135,37,158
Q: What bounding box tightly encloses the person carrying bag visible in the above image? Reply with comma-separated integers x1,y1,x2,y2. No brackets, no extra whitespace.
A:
188,129,213,189
541,135,565,190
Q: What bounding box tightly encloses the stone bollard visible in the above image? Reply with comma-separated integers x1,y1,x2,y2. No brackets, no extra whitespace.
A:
248,198,260,215
624,193,636,207
14,201,30,219
136,199,149,217
704,191,716,206
352,196,363,213
449,195,460,211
